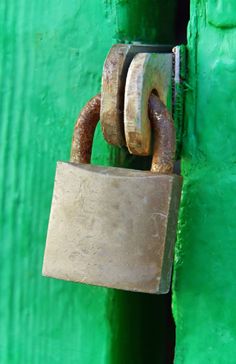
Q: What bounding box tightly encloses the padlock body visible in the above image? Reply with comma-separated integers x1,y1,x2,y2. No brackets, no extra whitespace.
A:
43,162,182,294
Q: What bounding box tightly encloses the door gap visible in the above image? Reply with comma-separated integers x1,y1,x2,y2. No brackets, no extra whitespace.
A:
175,0,190,44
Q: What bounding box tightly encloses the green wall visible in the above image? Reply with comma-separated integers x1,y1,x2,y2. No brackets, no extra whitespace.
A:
0,1,176,363
173,1,236,363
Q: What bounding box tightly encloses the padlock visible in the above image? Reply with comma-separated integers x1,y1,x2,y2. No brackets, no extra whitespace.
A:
42,93,182,294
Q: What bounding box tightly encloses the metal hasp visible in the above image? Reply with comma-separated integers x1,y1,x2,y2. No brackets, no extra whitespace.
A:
124,52,173,155
43,93,182,294
100,43,173,147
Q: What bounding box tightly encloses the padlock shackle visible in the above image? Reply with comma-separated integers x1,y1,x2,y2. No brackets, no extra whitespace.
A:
70,92,175,174
70,94,101,164
148,93,176,174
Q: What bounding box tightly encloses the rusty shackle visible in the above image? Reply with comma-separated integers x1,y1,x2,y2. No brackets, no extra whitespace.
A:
70,94,101,164
148,93,176,173
70,93,176,174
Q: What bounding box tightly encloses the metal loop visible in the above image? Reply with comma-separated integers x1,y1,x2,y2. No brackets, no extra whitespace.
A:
70,93,175,174
70,94,101,164
124,52,173,156
148,93,175,174
101,44,173,147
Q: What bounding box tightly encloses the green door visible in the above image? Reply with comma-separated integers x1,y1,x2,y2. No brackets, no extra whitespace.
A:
1,1,236,363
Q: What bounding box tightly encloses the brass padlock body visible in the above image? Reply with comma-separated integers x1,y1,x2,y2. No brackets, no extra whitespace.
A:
43,162,182,294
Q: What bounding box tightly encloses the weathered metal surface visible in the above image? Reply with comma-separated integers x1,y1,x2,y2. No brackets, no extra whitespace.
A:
43,163,182,294
100,43,172,147
149,93,176,174
70,94,101,164
43,92,182,294
43,162,181,293
124,52,173,155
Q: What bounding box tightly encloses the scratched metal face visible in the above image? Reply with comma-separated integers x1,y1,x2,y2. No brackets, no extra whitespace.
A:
43,162,182,294
100,44,173,148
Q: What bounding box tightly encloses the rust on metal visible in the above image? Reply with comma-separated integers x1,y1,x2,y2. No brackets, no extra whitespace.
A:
124,52,173,156
100,44,128,146
70,92,175,175
149,93,176,174
43,90,182,295
101,44,173,147
70,93,101,164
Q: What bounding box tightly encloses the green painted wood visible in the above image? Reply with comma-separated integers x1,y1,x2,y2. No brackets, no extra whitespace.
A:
173,1,236,363
0,2,116,363
0,1,177,363
113,0,176,44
